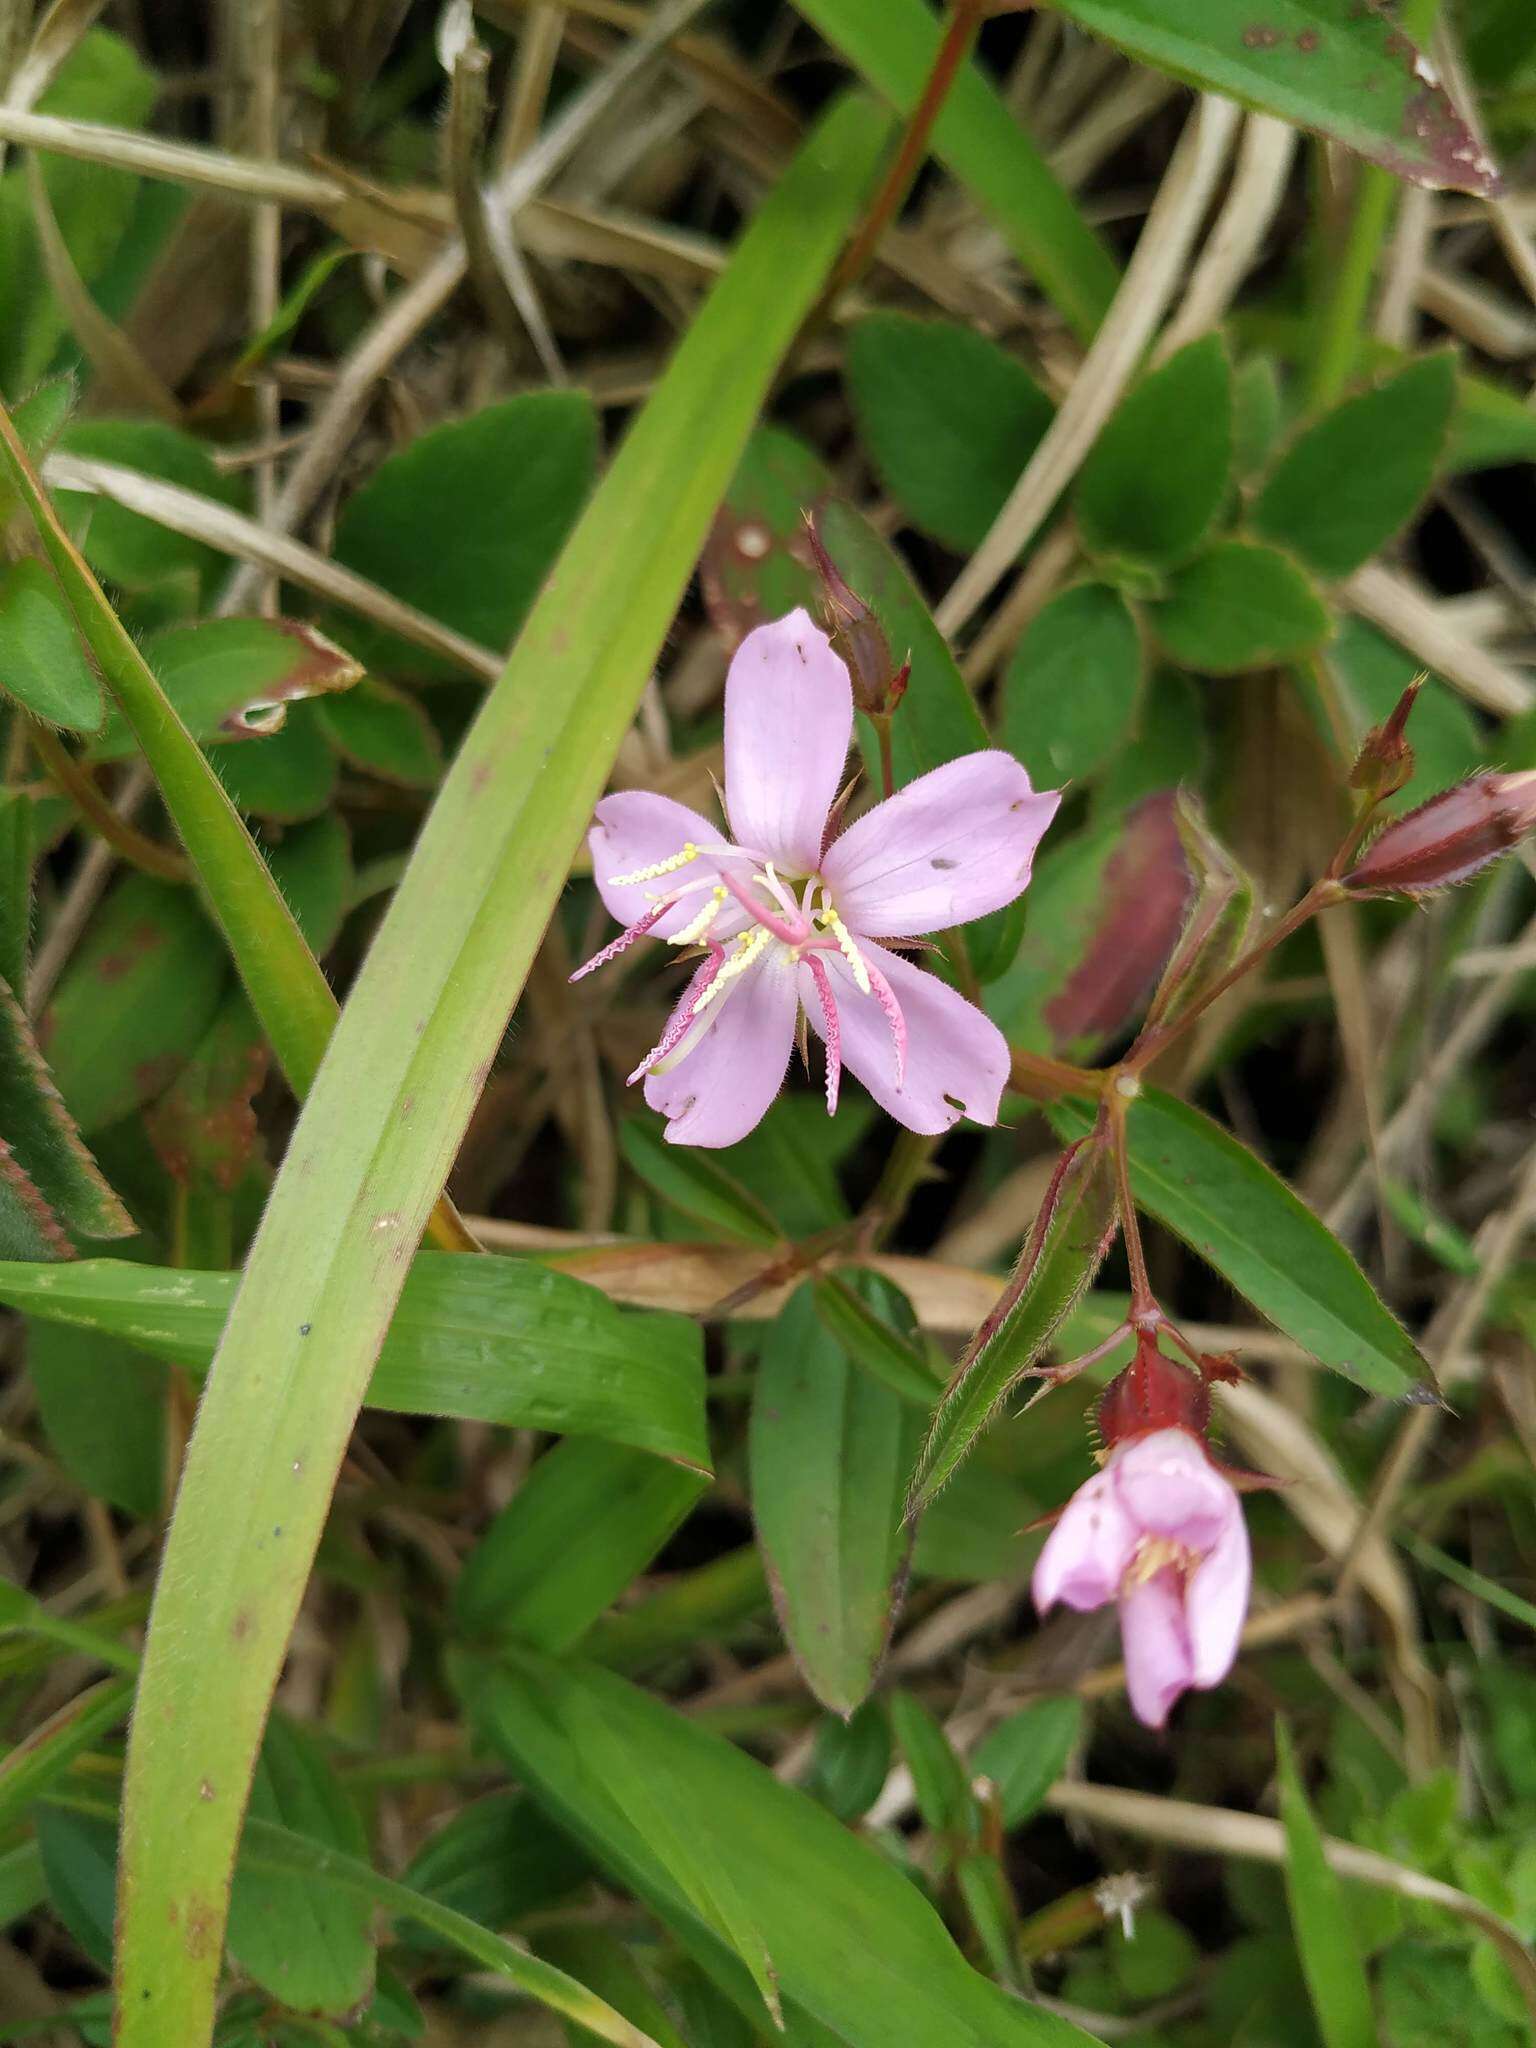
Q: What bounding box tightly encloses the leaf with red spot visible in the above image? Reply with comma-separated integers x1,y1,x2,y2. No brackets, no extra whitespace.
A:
0,970,132,1260
700,428,832,651
1048,0,1500,195
144,994,268,1195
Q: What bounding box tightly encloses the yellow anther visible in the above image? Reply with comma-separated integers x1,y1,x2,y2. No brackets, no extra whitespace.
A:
608,841,698,888
668,885,727,947
820,908,870,995
695,925,771,1010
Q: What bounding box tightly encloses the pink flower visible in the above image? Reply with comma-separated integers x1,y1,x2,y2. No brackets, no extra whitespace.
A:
574,609,1060,1147
1033,1427,1251,1728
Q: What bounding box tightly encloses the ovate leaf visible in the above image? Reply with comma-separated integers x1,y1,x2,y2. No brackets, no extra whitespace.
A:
331,392,598,679
750,1284,916,1715
909,1135,1117,1509
620,1118,780,1248
846,313,1054,552
0,557,103,731
699,427,830,648
0,1251,711,1468
1046,0,1499,194
1252,353,1457,579
1075,334,1233,569
28,1322,165,1516
315,676,443,787
1051,1089,1432,1397
1149,538,1330,673
1003,580,1144,786
143,993,267,1193
973,1700,1083,1828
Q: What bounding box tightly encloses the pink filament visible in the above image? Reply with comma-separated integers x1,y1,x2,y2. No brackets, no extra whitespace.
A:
803,952,841,1115
861,954,908,1087
626,945,726,1083
719,866,808,946
569,899,672,982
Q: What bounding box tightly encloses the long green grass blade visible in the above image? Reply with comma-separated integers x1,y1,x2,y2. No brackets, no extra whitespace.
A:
113,93,890,2046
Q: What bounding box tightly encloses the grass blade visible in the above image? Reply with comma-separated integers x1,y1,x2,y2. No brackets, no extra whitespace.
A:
112,93,890,2046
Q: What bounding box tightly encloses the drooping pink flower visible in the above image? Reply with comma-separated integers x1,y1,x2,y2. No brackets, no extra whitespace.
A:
1033,1426,1251,1728
573,608,1060,1147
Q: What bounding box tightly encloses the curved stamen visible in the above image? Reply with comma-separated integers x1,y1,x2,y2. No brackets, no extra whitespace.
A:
627,943,727,1082
607,841,700,888
695,924,773,1011
819,906,871,996
719,867,808,947
803,953,841,1115
667,885,727,947
861,953,908,1086
569,899,672,981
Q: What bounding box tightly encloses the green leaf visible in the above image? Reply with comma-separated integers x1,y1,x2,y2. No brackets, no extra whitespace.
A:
1232,355,1283,479
1276,1722,1376,2048
814,499,987,787
0,1674,132,1838
1076,335,1233,569
227,1714,375,2017
212,700,338,822
1107,1909,1199,1998
846,313,1054,552
890,1689,975,1840
620,1118,780,1248
315,676,442,787
812,1270,941,1407
973,1700,1082,1829
28,1322,165,1516
35,1799,116,1968
1003,581,1144,786
1051,1088,1432,1397
331,392,598,679
42,874,227,1134
111,97,893,2045
1149,538,1330,673
909,1136,1117,1509
1252,354,1458,579
806,1702,892,1824
143,993,267,1194
454,1437,707,1652
0,1251,711,1469
536,1929,689,2048
264,813,354,956
91,618,364,760
699,426,830,646
402,1789,591,1932
469,1648,1101,2047
1045,0,1499,194
53,417,244,604
750,1285,916,1715
0,557,103,731
0,791,33,997
0,971,131,1244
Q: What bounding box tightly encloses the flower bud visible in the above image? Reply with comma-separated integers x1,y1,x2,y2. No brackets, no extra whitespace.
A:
1096,1332,1210,1448
1348,676,1421,806
805,514,906,718
1341,769,1536,898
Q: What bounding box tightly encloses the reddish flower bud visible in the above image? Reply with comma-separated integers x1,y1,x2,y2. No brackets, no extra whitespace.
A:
805,514,905,718
1341,769,1536,898
1097,1332,1210,1448
1348,676,1422,805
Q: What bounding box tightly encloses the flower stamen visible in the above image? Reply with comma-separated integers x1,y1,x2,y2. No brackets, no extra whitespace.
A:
569,900,673,982
695,924,773,1010
819,906,871,995
804,952,842,1115
607,841,700,888
667,885,727,947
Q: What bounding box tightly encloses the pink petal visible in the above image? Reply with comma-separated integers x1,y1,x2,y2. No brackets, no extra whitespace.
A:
724,609,852,873
801,942,1009,1134
1032,1470,1140,1615
1185,1508,1251,1690
589,790,728,939
1120,1568,1194,1730
642,950,798,1147
820,752,1061,938
1109,1428,1236,1554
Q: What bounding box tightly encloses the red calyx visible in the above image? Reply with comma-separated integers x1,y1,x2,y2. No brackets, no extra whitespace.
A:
1096,1331,1211,1447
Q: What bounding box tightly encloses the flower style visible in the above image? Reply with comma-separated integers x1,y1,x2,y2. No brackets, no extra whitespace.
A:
1033,1425,1251,1729
574,608,1060,1147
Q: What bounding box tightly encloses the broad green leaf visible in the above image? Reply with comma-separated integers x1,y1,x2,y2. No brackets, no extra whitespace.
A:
402,1789,591,1931
909,1136,1117,1509
1093,667,1207,817
28,1322,165,1516
0,557,102,730
973,1700,1083,1829
890,1690,975,1839
264,813,354,956
1107,1909,1199,1998
227,1714,375,2017
1321,619,1480,810
1046,1,1499,193
1252,354,1457,579
315,675,443,787
112,98,892,2044
53,417,245,605
806,1702,892,1824
0,1252,710,1469
1051,1088,1432,1397
1003,581,1144,786
1075,335,1233,569
1149,538,1330,673
1276,1722,1376,2048
212,700,337,821
620,1118,780,1248
91,618,364,759
537,1929,689,2048
470,1648,1100,2047
750,1285,916,1715
1451,372,1536,472
1232,355,1283,479
35,1799,115,1968
331,392,598,679
454,1438,707,1652
699,426,830,646
815,500,987,788
846,313,1054,552
0,972,131,1243
43,874,226,1134
813,1270,941,1407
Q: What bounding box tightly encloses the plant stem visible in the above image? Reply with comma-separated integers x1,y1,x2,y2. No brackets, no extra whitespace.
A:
28,722,189,883
1109,1084,1156,1319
